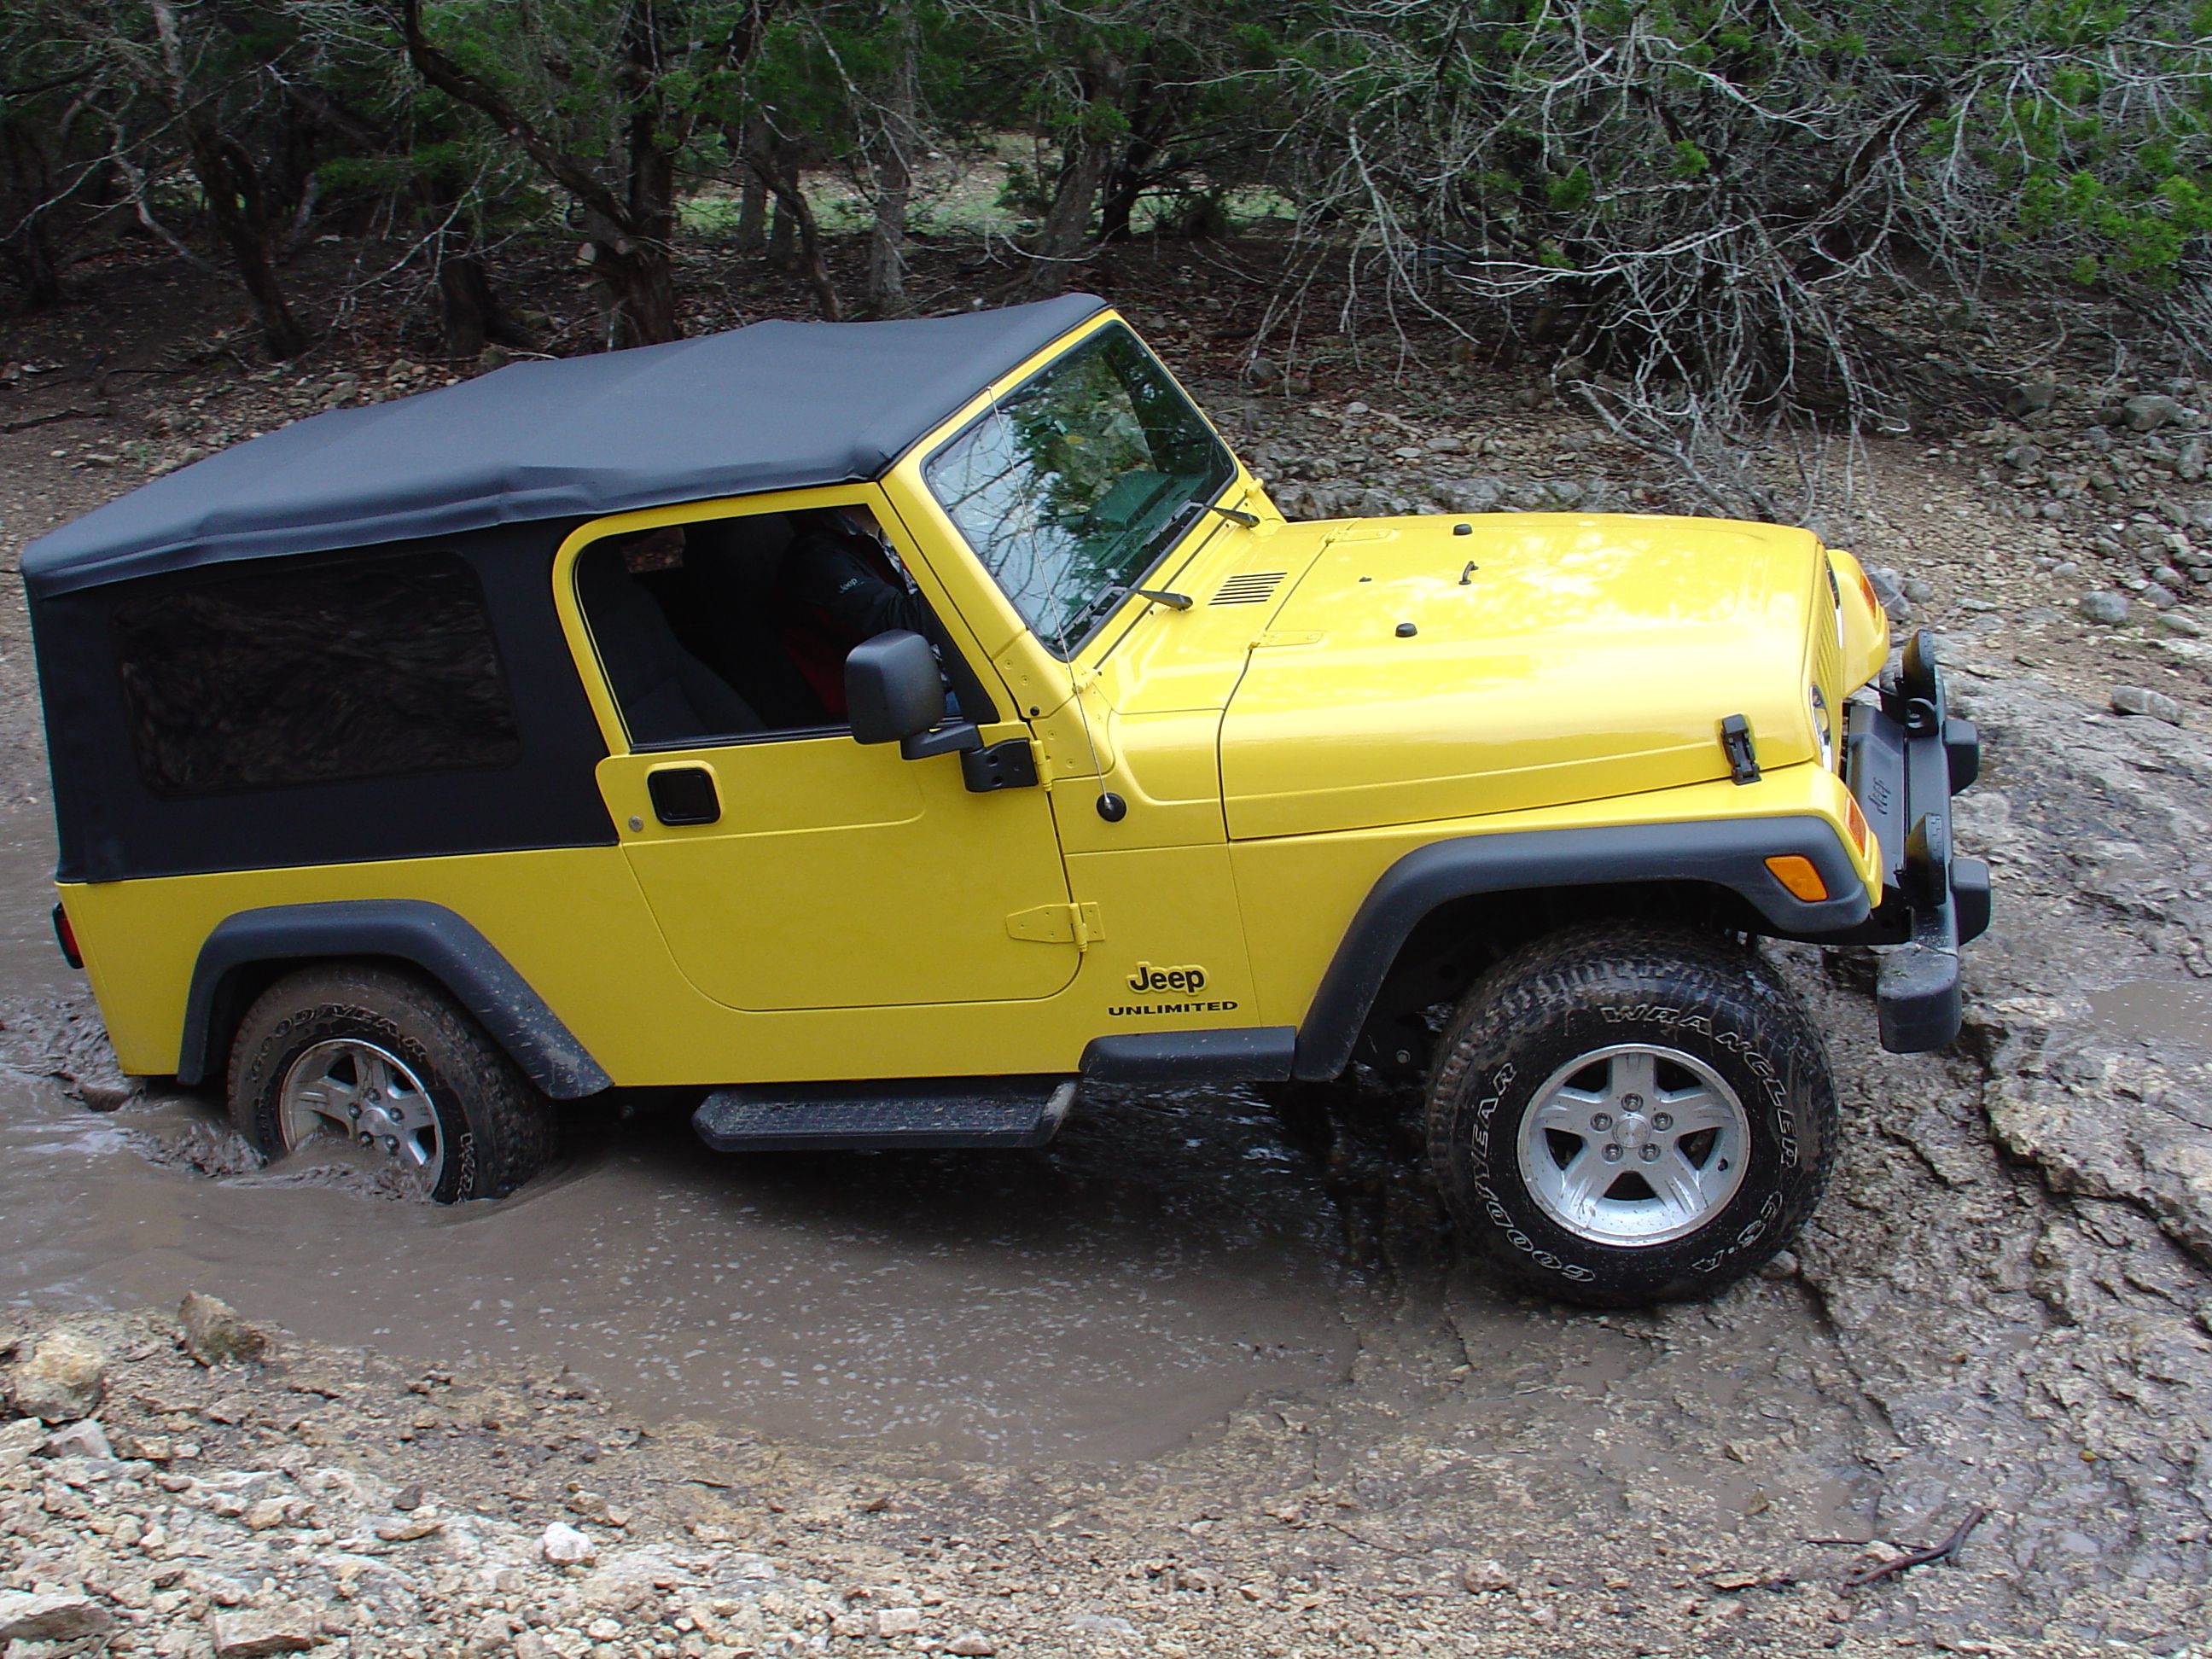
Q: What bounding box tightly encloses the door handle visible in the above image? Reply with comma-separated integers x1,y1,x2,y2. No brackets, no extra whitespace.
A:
648,765,720,826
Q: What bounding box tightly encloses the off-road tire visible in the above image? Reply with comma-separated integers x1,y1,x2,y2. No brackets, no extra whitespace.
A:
1426,923,1837,1307
227,963,551,1202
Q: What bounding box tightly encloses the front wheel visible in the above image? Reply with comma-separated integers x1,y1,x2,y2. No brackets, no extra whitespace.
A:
227,964,551,1202
1425,925,1837,1306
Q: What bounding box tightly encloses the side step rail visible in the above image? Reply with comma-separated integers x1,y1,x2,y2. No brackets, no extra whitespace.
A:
691,1075,1078,1153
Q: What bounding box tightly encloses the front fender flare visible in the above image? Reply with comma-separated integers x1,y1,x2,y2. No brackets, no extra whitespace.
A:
178,899,612,1099
1291,816,1868,1080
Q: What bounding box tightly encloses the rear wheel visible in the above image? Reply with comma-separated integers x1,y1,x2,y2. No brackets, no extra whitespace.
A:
1425,924,1837,1306
227,964,550,1202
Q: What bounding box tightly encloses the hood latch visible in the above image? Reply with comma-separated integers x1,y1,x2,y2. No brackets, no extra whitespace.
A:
1719,713,1761,785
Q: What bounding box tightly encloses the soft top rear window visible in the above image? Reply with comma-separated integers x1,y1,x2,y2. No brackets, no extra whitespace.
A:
111,550,521,797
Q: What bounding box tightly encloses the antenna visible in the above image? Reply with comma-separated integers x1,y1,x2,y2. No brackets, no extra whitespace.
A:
1065,664,1126,822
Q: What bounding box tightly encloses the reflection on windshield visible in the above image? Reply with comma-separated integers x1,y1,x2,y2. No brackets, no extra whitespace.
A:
923,324,1234,656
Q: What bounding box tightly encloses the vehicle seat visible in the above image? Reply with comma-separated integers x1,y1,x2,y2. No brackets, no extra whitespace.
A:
575,550,764,745
682,515,834,728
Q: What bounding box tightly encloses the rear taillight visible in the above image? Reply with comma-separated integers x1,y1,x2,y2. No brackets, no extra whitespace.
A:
52,903,82,969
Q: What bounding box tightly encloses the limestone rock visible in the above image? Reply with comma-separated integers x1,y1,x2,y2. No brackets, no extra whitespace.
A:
2123,393,2188,433
207,1608,317,1657
1461,1558,1516,1592
9,1330,106,1423
0,1592,114,1644
1068,1613,1140,1636
2079,591,2131,626
2111,685,2185,724
0,1415,45,1472
542,1521,596,1565
180,1292,270,1368
42,1417,114,1460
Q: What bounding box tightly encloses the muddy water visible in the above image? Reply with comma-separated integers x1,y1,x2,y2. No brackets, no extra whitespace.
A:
2087,978,2212,1052
0,800,1359,1458
0,797,1866,1502
3,1064,1377,1459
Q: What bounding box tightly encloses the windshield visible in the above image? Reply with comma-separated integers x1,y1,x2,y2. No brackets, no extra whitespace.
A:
923,323,1236,656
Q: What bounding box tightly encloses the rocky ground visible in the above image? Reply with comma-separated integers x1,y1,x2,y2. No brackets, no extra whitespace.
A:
3,247,2212,1657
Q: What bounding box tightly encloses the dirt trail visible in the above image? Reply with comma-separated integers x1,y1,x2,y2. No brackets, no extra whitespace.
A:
3,254,2211,1657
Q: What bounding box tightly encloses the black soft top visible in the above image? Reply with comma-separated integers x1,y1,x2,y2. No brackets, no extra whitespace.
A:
22,293,1108,598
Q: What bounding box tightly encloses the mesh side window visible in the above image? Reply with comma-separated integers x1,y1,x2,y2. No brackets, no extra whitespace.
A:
111,550,521,796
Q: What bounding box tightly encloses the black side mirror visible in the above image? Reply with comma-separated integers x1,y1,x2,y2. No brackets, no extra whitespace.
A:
845,630,981,760
847,630,939,744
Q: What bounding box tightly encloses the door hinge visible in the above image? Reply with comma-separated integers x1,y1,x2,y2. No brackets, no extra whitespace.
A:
1005,901,1104,950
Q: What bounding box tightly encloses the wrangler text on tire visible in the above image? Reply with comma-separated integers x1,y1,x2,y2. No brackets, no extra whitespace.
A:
1424,924,1838,1306
226,964,552,1203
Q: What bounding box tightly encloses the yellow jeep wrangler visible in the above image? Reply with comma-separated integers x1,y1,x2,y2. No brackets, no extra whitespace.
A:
25,295,1987,1305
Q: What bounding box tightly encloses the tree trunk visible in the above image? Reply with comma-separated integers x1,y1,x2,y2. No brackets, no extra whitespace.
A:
1096,134,1154,246
864,13,918,314
568,5,687,348
748,149,840,319
387,0,715,353
1025,53,1125,296
765,137,801,270
0,218,65,309
731,115,768,253
414,181,531,358
149,1,307,358
1097,59,1172,245
587,239,682,347
0,125,67,309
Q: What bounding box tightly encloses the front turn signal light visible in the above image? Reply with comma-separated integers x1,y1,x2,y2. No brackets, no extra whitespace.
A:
1856,566,1882,618
1843,792,1872,858
1765,854,1830,903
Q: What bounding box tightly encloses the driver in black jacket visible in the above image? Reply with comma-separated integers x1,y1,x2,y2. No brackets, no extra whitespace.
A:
775,504,937,717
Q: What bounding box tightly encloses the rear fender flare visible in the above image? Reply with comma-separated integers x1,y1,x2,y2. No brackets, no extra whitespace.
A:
1291,817,1868,1081
178,899,612,1099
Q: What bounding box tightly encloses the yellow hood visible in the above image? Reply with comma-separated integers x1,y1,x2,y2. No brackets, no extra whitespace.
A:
1218,514,1825,840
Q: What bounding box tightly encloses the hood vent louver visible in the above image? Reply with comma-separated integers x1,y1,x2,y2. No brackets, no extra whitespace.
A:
1209,571,1286,607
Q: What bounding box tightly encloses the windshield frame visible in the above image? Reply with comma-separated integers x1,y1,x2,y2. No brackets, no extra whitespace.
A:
918,321,1238,661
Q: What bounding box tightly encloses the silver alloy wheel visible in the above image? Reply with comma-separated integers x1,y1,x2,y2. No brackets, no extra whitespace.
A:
277,1039,444,1192
1516,1043,1749,1248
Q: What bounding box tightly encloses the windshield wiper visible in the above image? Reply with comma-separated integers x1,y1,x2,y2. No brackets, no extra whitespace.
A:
1166,497,1260,539
1131,586,1192,610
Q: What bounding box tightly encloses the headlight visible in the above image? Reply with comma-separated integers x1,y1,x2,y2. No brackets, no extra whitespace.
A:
1809,684,1836,770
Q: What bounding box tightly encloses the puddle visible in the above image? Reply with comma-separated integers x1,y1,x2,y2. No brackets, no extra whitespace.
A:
0,1073,1361,1461
2086,980,2212,1052
0,797,1865,1505
0,798,1362,1459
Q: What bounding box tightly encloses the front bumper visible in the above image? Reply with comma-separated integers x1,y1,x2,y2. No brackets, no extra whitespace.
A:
1841,632,1991,1052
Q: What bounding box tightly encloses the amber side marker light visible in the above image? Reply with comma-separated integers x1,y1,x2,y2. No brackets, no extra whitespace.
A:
1843,793,1873,858
1765,854,1830,903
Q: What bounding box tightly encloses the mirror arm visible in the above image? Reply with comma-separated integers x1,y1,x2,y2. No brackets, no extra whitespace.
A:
899,720,984,762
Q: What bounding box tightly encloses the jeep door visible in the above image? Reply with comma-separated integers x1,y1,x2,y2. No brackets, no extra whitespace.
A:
559,496,1082,1013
